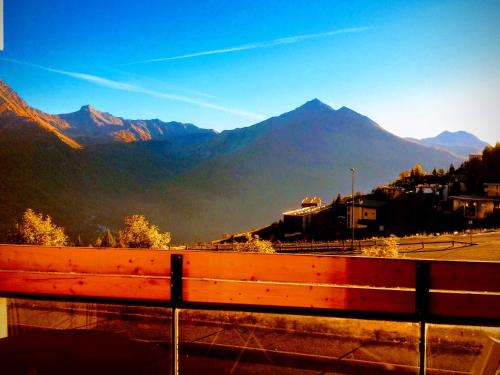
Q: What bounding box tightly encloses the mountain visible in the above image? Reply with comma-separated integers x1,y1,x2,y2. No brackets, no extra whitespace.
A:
57,105,216,144
0,81,81,148
149,99,463,241
0,82,462,243
408,131,488,158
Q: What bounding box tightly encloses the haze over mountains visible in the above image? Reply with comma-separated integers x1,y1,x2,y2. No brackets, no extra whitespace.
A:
0,80,465,243
407,131,489,158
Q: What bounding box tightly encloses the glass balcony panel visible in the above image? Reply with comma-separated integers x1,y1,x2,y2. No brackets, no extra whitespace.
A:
0,297,171,374
179,309,419,374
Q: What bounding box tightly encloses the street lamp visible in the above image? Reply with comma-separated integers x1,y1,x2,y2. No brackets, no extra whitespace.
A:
350,168,355,250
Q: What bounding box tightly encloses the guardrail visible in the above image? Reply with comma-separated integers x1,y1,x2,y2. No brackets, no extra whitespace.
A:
189,239,473,253
0,244,499,374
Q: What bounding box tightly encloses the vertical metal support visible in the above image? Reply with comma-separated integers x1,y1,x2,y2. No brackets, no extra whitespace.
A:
170,254,183,375
416,262,430,375
0,298,7,339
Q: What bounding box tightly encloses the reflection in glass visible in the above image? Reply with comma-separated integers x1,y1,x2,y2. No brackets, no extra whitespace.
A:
426,324,500,373
179,309,419,374
0,297,171,374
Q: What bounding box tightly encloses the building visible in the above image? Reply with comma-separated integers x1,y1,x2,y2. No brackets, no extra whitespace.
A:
468,154,482,161
347,199,385,229
450,182,500,220
283,203,328,236
376,185,404,199
484,183,500,198
301,197,322,208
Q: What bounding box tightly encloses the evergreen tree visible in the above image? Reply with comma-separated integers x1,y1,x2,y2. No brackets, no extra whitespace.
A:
448,163,455,175
75,235,83,247
101,229,116,248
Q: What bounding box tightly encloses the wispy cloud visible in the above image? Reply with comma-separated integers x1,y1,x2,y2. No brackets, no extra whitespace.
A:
123,27,372,66
110,69,217,99
0,58,265,120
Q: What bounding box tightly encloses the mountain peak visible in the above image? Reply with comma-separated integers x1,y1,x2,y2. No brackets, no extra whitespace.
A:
422,130,488,148
298,98,332,111
79,104,97,113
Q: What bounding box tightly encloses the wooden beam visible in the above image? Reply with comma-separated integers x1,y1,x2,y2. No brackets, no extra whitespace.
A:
183,278,415,314
431,262,500,292
178,251,416,288
430,292,500,320
0,245,170,276
0,271,170,302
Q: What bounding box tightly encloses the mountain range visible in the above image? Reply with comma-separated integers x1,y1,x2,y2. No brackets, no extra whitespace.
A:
407,131,488,158
0,80,466,243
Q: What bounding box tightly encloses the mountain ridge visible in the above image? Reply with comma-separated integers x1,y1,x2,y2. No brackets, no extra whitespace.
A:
409,130,489,158
57,104,216,144
0,80,464,243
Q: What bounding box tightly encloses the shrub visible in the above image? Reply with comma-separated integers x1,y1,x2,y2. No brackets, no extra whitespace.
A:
234,234,275,254
362,236,399,257
117,215,171,249
9,209,68,246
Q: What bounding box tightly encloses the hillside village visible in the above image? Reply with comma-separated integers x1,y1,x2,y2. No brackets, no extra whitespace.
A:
220,143,500,243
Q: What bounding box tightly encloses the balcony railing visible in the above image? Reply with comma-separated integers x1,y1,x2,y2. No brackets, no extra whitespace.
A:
0,244,499,374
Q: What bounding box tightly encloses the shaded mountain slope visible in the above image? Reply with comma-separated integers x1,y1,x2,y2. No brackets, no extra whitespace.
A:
148,100,462,241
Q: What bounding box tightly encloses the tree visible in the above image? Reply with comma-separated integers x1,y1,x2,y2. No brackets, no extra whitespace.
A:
448,163,455,175
333,193,341,209
361,236,399,257
234,234,275,254
75,235,84,247
9,209,68,246
117,215,171,249
94,236,103,247
101,229,116,248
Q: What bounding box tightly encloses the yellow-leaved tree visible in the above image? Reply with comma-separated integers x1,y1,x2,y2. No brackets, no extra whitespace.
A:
234,234,275,254
9,209,68,246
117,215,171,249
361,236,400,257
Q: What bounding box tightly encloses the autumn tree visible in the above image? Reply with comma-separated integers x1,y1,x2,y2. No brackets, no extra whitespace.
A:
117,215,171,249
9,209,68,246
361,236,399,258
234,234,275,254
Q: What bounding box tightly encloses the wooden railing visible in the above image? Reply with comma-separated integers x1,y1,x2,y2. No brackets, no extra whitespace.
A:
0,244,499,374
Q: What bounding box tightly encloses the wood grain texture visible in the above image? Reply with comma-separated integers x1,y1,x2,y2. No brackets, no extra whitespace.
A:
430,262,500,292
177,251,416,288
0,271,170,302
0,245,170,276
183,278,415,313
430,292,500,320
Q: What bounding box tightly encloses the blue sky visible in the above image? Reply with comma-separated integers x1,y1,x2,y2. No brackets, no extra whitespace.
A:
1,0,499,143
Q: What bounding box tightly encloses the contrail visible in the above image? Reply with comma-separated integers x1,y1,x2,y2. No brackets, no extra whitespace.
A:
0,58,265,120
123,27,372,66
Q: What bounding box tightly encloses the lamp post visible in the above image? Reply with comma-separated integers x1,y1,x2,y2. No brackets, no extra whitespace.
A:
350,168,355,249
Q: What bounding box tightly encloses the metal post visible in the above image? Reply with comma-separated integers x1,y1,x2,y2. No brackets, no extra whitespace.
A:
350,168,355,250
416,262,430,375
170,254,183,375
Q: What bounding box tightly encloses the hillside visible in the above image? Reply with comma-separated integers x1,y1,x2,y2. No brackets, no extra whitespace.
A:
148,100,463,241
0,82,462,243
